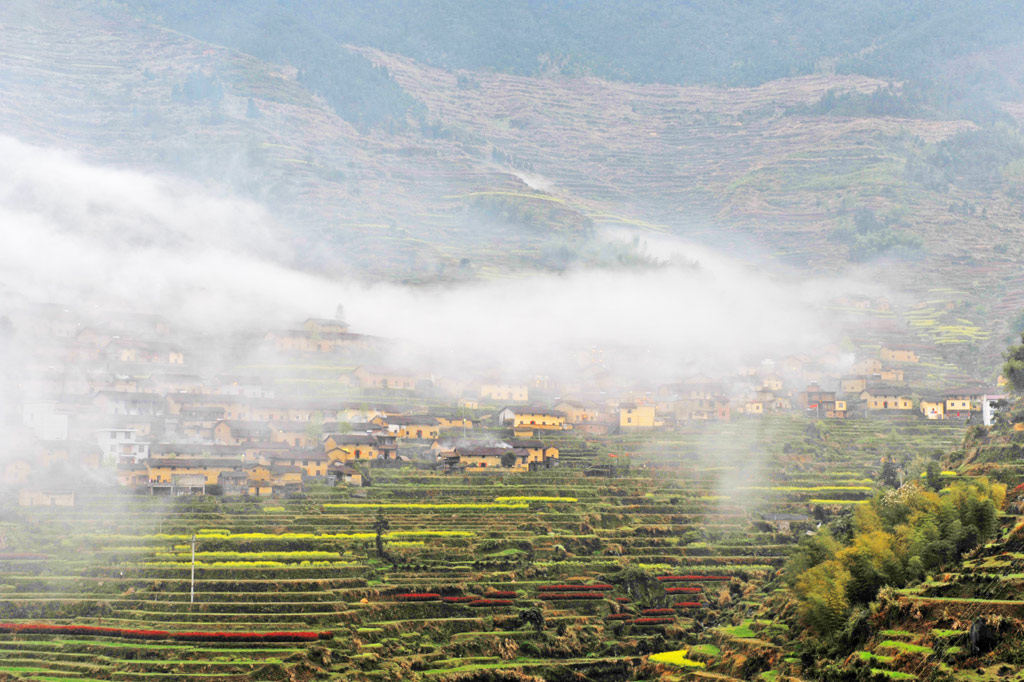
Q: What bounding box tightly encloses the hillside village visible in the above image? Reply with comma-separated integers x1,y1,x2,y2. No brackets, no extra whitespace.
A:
1,293,1007,504
8,2,1024,679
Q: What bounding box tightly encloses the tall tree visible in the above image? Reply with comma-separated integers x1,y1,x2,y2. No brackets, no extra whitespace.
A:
1002,332,1024,393
373,509,390,560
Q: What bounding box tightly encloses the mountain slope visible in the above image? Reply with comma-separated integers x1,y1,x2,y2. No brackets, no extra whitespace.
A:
4,0,1024,331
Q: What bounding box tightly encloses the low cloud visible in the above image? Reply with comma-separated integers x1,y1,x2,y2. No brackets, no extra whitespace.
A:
0,135,866,382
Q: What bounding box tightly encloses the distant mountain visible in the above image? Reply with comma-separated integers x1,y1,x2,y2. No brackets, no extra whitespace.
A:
5,0,1024,363
128,1,1024,92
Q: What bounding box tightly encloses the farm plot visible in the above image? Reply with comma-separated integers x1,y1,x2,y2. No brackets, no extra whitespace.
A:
0,415,967,679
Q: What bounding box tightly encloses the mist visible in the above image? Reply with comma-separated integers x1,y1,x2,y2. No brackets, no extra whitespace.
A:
0,134,869,385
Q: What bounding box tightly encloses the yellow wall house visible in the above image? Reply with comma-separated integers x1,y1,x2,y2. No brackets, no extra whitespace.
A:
322,434,381,462
170,396,248,420
263,329,366,353
878,368,904,382
434,414,474,430
619,403,657,428
945,395,973,418
353,367,416,391
480,384,529,402
920,399,945,420
213,420,272,445
454,447,530,473
553,400,602,425
498,407,567,430
245,464,272,496
270,466,304,490
865,391,913,410
851,358,883,375
262,449,329,477
880,347,919,364
455,447,504,471
833,400,848,418
270,421,317,448
385,416,441,440
145,458,242,485
743,401,764,416
508,439,559,468
328,462,363,486
841,377,868,393
303,318,349,334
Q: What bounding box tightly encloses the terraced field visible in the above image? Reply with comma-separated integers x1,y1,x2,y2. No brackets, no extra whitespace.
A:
0,416,969,680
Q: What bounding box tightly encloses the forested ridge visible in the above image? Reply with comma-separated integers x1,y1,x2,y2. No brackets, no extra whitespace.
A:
123,0,1024,128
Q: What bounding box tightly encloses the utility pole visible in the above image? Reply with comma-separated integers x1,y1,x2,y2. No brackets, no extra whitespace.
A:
190,534,197,604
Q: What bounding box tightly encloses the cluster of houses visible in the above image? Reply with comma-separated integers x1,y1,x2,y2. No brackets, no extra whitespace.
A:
0,299,1008,503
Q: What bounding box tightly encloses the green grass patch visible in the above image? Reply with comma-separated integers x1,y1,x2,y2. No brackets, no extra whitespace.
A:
877,641,933,655
717,619,756,638
689,644,720,657
871,669,916,680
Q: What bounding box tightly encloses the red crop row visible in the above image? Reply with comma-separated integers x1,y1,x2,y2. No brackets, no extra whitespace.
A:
632,617,674,625
665,586,701,593
469,599,513,607
605,613,633,620
0,623,330,642
537,584,612,591
539,592,604,600
614,597,630,603
673,601,703,608
656,575,731,582
397,593,441,601
486,591,517,598
640,608,675,616
442,596,476,603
